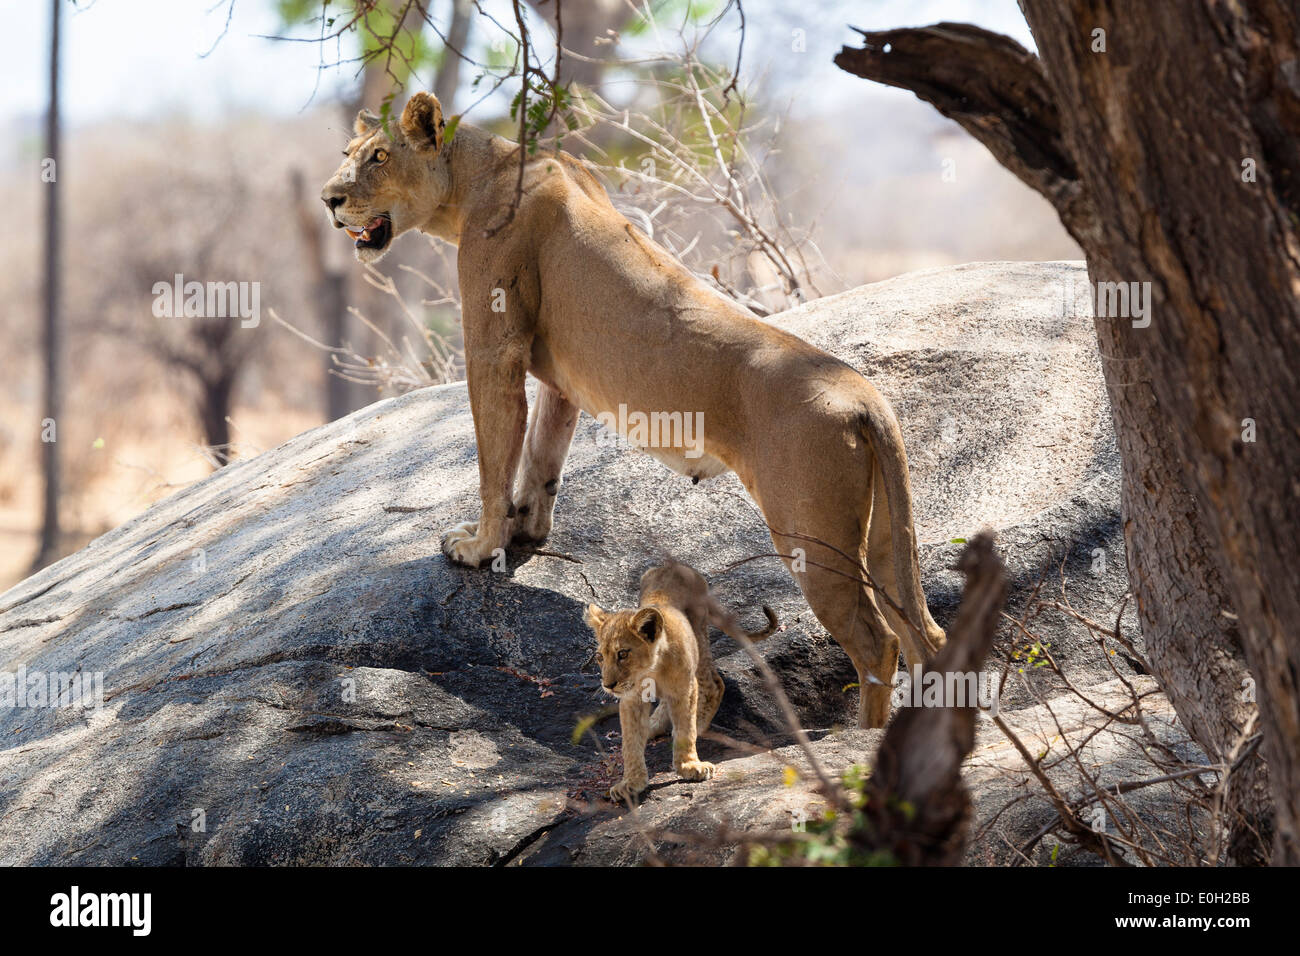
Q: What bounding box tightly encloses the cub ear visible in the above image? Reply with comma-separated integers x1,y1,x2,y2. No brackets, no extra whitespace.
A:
632,608,662,643
354,108,381,136
400,91,444,152
584,604,607,632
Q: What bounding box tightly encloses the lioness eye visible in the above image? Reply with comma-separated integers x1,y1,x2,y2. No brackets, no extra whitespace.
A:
373,149,389,163
617,649,629,661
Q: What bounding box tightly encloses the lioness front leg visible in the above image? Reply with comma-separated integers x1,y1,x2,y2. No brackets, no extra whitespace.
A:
512,383,579,543
611,696,651,803
669,682,715,782
442,352,529,567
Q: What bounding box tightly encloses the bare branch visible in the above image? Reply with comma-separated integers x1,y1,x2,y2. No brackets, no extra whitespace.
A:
834,22,1096,243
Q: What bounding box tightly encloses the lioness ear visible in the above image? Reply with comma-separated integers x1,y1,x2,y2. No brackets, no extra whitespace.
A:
632,608,662,643
354,108,381,136
584,604,607,631
400,92,444,152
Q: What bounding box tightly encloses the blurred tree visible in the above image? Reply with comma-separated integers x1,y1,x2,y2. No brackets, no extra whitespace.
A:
33,0,63,571
91,166,269,470
290,169,350,422
528,0,638,94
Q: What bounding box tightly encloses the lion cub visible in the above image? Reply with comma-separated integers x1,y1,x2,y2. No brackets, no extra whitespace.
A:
585,560,778,802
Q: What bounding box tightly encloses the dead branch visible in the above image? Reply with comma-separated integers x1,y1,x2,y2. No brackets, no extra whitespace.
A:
849,532,1005,865
833,22,1095,243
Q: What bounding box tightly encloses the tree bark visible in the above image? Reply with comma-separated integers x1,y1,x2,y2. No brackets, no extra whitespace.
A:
836,3,1297,863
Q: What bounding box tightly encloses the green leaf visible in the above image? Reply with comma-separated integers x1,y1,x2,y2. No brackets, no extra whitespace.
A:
378,91,397,138
571,713,598,746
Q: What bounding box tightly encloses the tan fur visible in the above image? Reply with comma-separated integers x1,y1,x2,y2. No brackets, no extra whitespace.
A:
322,92,947,729
585,560,777,801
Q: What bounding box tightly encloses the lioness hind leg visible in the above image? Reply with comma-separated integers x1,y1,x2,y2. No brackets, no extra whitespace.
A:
764,511,902,729
802,561,900,729
867,457,946,669
512,383,579,543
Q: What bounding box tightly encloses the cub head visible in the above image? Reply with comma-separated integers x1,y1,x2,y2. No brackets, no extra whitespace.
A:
319,91,447,263
584,604,663,697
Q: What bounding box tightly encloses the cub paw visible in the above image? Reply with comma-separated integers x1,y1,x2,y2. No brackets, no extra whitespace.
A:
676,759,715,782
441,521,499,568
609,777,647,804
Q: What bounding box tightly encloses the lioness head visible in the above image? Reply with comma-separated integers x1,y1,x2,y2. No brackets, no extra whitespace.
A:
320,91,447,263
585,604,662,697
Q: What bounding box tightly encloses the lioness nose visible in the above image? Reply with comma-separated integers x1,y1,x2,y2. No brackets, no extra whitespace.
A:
322,192,344,212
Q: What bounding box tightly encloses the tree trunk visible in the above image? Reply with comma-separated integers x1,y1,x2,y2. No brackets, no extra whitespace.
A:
527,0,636,93
835,3,1299,863
33,0,62,573
1098,312,1272,864
434,0,473,108
199,372,235,464
291,169,351,422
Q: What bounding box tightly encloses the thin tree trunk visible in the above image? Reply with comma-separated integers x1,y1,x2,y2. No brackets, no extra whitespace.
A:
33,0,62,573
835,4,1298,863
292,169,350,421
200,372,234,464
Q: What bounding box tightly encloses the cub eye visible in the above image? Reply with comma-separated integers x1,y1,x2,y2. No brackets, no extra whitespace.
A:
617,649,630,661
373,148,389,164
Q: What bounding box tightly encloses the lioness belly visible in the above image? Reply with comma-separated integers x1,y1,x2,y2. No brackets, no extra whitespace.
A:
569,382,731,481
529,343,731,482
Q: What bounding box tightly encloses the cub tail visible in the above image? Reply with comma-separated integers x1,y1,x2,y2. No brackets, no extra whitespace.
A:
711,600,780,645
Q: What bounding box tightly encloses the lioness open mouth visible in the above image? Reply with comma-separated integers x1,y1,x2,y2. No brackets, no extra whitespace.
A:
344,214,392,251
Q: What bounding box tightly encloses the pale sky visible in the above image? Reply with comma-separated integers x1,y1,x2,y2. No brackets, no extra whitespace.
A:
2,0,1035,126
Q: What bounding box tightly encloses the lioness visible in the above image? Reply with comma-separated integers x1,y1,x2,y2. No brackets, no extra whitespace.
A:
586,560,778,801
321,92,946,727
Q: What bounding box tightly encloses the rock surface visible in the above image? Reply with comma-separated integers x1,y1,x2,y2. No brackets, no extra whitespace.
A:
0,261,1181,866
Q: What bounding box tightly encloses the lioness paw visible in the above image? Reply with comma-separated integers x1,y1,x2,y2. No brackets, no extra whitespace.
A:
441,522,499,568
509,504,552,544
677,759,715,782
609,777,647,804
509,482,557,543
